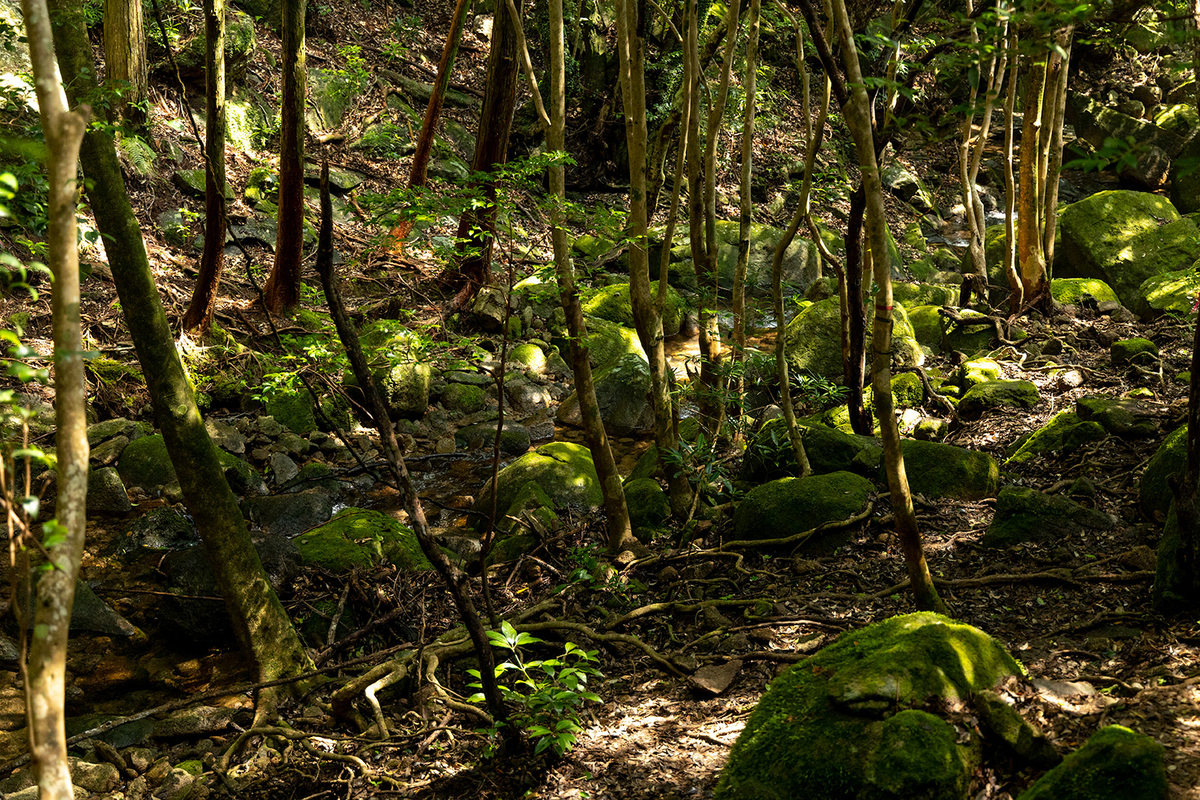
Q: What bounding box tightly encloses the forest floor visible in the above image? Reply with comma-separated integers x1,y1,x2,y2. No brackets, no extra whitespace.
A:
0,0,1197,798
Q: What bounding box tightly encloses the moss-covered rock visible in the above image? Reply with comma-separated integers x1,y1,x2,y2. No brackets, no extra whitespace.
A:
1154,103,1200,136
1111,338,1159,366
908,304,945,351
1058,191,1198,311
1151,503,1199,613
891,282,959,308
1138,263,1200,317
475,442,602,531
441,382,488,413
265,388,317,435
172,170,234,200
244,167,278,206
1076,395,1157,437
352,321,432,419
571,233,616,261
959,380,1040,419
943,310,1025,356
871,439,998,500
891,372,923,407
733,472,874,543
1016,726,1167,800
557,353,653,435
716,612,1021,800
117,434,263,499
1005,411,1107,466
582,281,687,337
1140,425,1187,520
1051,277,1120,305
983,487,1115,548
454,420,532,454
624,478,669,541
581,315,647,369
786,297,922,380
294,508,431,572
510,342,547,374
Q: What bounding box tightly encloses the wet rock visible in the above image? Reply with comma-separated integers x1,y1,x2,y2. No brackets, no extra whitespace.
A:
242,490,334,538
983,487,1115,548
87,466,132,516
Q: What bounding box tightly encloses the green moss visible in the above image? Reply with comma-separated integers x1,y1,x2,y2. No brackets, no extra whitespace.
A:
442,382,487,413
742,418,880,481
908,304,945,351
295,508,432,572
582,281,687,337
1141,426,1187,520
868,710,975,800
959,380,1040,419
959,358,1002,387
582,316,647,369
733,472,874,543
510,342,547,374
1111,338,1158,365
983,487,1114,548
571,233,616,260
86,356,142,385
891,372,922,407
1139,264,1200,317
1017,726,1167,800
265,389,317,435
1154,103,1199,136
1076,395,1157,437
786,298,923,380
891,439,998,500
1051,278,1120,305
117,434,261,497
476,442,602,531
176,759,204,776
1006,411,1107,466
891,282,959,308
624,478,670,529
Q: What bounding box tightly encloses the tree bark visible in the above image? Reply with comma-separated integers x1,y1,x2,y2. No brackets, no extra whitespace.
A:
182,0,226,331
408,0,471,190
103,0,147,127
731,0,760,429
830,0,945,614
263,0,306,314
21,1,89,795
1016,51,1048,308
1002,30,1020,311
48,0,314,713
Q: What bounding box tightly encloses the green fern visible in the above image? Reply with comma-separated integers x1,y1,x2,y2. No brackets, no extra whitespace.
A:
118,136,156,178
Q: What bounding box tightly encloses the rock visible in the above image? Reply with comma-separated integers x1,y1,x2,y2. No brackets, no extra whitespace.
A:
1138,263,1200,316
881,161,938,212
152,705,238,738
442,382,488,413
741,418,880,481
958,357,1003,387
1051,277,1121,305
1111,337,1159,365
1154,102,1199,136
306,67,359,130
1017,725,1167,800
582,281,687,337
295,508,432,572
474,442,603,531
914,417,949,441
265,390,317,436
689,659,743,696
1058,191,1200,312
1006,411,1107,466
87,417,137,445
120,506,199,551
786,298,923,380
268,452,299,486
454,421,531,454
959,380,1040,419
242,490,334,538
205,417,246,455
557,353,654,436
351,321,433,420
1141,425,1186,521
891,282,959,308
86,467,132,516
1153,503,1198,613
668,219,826,296
1076,395,1158,437
624,478,669,541
117,434,264,499
732,472,874,544
578,315,647,369
165,8,256,84
49,580,137,637
973,689,1059,767
1170,132,1200,213
907,304,944,351
869,439,998,500
510,342,548,374
943,310,1024,356
716,612,1021,800
504,376,553,414
983,487,1115,548
1065,93,1184,188
160,534,301,642
171,169,235,200
69,759,120,794
90,434,129,468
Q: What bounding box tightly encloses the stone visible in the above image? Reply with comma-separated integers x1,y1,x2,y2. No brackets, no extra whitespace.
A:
1153,503,1197,612
786,298,923,380
1138,263,1200,317
689,659,743,696
1111,337,1159,365
171,169,235,201
474,442,603,531
295,508,432,572
69,759,120,794
1005,411,1107,466
1058,191,1199,312
881,162,938,212
972,690,1060,768
442,382,488,413
265,389,318,436
205,417,246,454
557,353,654,436
244,167,278,206
732,472,874,544
1051,277,1121,305
87,466,132,516
118,434,264,499
871,439,998,500
624,478,669,540
582,280,688,337
1140,425,1187,521
959,380,1040,419
1017,725,1167,800
350,321,432,420
119,507,198,551
454,421,532,454
958,357,1003,387
1170,132,1200,213
504,376,553,414
1065,93,1184,188
86,417,137,445
166,8,256,83
716,612,1021,800
510,342,548,374
741,418,881,482
1076,395,1158,437
669,219,827,296
890,282,959,308
52,580,136,637
242,490,333,538
983,487,1115,548
268,452,299,486
580,315,648,369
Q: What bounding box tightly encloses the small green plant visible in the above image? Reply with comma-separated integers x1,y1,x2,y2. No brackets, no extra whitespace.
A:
790,371,849,411
661,431,738,501
468,621,603,757
331,45,371,103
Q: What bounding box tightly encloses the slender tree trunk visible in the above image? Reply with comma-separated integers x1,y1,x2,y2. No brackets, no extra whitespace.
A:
731,0,760,433
182,0,226,331
263,0,306,314
103,0,147,127
408,0,471,190
1017,51,1048,308
1040,27,1072,274
1003,30,1020,312
48,0,314,714
503,0,635,551
450,0,520,310
21,1,89,795
616,0,691,516
844,187,870,434
830,0,945,614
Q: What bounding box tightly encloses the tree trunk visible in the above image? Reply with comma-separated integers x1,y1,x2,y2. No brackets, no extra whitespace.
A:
48,0,314,714
21,1,89,795
408,0,471,190
830,0,945,614
1016,51,1048,308
1040,27,1072,273
731,0,760,431
263,0,306,314
1002,30,1020,311
450,0,520,310
182,0,226,331
103,0,147,128
843,186,871,435
617,0,691,516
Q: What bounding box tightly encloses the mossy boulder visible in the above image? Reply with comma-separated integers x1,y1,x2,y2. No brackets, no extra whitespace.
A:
958,358,1003,387
454,421,532,454
732,472,874,544
510,342,548,374
716,612,1021,800
117,434,263,499
474,442,602,531
582,281,687,337
352,321,432,419
891,282,959,308
1111,337,1159,366
943,310,1024,356
1154,103,1200,136
1005,411,1107,466
441,382,488,413
264,388,317,435
172,170,234,201
556,353,653,436
891,372,923,407
866,439,997,500
1017,726,1167,800
1151,503,1199,613
1140,425,1186,521
624,478,670,542
786,297,922,380
959,380,1040,419
1058,191,1199,312
1138,263,1200,317
170,8,256,83
907,304,945,351
294,508,431,572
581,316,647,369
1076,395,1157,437
1051,277,1120,305
983,487,1115,548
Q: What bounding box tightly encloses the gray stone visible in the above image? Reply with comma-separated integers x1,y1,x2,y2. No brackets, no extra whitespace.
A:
37,580,138,637
983,487,1115,548
505,376,554,415
87,466,132,516
89,435,129,466
69,759,120,794
268,452,300,486
120,507,199,551
556,353,653,436
454,421,531,454
242,490,334,538
86,417,136,445
1065,93,1184,188
205,417,246,455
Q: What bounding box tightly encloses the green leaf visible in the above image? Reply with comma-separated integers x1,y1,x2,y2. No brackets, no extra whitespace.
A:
42,518,68,549
466,692,486,703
